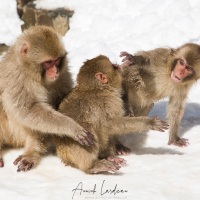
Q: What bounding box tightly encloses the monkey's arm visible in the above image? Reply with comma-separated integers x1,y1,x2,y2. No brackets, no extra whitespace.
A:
108,116,168,135
120,48,171,68
167,94,188,147
4,99,94,145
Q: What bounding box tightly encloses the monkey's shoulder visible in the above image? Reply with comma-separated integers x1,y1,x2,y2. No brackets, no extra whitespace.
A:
60,87,124,118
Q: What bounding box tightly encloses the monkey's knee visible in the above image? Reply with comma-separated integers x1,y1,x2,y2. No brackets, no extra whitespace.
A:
56,142,98,173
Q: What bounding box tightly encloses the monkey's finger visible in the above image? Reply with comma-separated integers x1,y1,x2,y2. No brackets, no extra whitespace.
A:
0,158,4,167
85,131,95,144
176,138,189,147
168,138,189,147
13,155,23,165
17,160,34,172
107,157,127,166
121,57,129,62
76,134,91,146
120,51,129,57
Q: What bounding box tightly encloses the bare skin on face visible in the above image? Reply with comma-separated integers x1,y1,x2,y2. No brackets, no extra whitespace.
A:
0,25,94,172
120,43,200,148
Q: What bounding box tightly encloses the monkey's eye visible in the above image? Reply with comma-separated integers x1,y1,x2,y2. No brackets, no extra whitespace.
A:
178,59,193,72
43,57,62,69
55,57,62,66
186,65,193,73
179,59,185,66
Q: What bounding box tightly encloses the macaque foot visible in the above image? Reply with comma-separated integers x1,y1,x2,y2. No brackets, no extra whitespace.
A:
13,155,34,172
107,157,127,167
151,117,169,132
75,130,95,146
0,158,4,167
168,138,189,147
89,159,122,174
116,143,131,155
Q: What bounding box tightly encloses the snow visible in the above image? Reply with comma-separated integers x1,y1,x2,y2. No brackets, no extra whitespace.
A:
1,0,200,199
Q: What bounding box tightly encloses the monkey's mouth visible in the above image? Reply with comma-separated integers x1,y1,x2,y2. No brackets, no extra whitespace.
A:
46,66,60,81
171,71,181,83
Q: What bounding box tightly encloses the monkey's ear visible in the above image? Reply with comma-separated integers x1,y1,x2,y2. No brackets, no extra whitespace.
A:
20,43,29,56
95,72,108,84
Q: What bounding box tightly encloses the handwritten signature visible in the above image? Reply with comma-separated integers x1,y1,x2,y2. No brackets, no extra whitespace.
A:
72,180,128,199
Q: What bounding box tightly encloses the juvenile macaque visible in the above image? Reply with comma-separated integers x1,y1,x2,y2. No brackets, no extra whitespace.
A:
54,55,168,174
120,43,200,147
0,25,94,171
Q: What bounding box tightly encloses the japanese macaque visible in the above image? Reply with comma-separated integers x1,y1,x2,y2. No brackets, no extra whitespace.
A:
120,43,200,147
0,25,94,172
54,55,168,174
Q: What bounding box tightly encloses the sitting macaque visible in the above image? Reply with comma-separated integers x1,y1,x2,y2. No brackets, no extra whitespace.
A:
120,43,200,147
54,55,168,174
0,25,94,172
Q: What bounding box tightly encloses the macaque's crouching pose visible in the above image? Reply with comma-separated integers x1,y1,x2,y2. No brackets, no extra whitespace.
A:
54,55,168,174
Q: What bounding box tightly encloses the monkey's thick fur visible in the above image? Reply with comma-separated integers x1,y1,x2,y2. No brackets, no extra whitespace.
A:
122,43,200,146
0,25,93,171
54,55,167,174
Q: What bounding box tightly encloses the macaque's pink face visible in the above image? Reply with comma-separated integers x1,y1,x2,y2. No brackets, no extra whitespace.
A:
171,58,194,83
42,57,62,81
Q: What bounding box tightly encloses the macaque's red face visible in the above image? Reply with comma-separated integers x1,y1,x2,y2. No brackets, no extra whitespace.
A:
42,57,62,81
171,58,194,83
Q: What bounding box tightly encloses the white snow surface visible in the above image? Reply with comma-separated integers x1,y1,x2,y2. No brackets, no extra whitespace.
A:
1,0,200,199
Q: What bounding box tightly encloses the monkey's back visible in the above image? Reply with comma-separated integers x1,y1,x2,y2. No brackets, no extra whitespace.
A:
57,86,124,151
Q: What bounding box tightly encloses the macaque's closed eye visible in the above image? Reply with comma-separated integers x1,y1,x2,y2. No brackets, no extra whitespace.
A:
43,57,62,70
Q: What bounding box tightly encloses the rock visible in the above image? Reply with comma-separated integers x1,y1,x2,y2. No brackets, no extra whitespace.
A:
0,44,9,55
17,0,74,36
16,0,34,19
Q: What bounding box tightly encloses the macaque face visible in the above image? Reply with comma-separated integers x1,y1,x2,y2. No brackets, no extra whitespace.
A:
42,57,63,81
171,58,194,83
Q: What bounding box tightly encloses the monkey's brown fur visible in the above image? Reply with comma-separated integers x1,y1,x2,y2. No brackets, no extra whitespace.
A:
121,43,200,147
0,25,94,171
54,55,168,174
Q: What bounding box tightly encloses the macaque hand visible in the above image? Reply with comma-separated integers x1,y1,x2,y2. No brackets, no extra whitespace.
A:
168,137,189,147
74,130,95,146
150,117,169,132
120,51,149,68
120,52,136,67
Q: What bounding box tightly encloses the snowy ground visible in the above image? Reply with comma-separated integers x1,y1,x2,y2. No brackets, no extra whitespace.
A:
1,0,200,200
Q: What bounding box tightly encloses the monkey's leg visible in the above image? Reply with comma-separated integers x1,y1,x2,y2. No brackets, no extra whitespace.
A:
167,96,189,147
115,104,154,155
55,138,122,174
13,135,47,172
